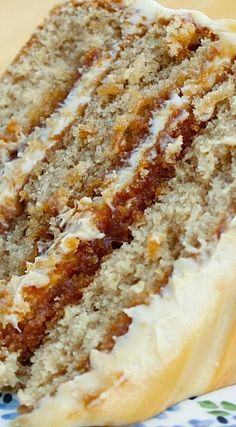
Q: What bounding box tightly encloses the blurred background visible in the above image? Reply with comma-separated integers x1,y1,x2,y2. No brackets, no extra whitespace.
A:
0,0,57,76
0,0,235,76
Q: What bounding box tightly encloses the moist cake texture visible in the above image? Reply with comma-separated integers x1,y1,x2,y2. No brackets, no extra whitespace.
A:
0,0,236,425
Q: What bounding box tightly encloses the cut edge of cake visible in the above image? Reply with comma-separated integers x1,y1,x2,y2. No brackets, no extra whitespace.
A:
0,0,235,426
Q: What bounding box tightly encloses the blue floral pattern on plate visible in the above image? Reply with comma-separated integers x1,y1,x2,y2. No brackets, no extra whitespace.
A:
1,385,236,426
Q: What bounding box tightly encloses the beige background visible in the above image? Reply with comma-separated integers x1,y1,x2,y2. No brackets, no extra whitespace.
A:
0,0,236,77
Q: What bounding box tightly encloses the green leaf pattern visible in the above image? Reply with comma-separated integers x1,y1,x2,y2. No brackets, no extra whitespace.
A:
221,400,236,411
198,398,236,419
199,401,218,409
208,410,230,416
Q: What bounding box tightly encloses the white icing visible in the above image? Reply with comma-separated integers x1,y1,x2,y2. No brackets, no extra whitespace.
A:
0,140,22,166
59,215,105,254
57,207,76,229
111,223,236,368
127,0,161,24
21,149,44,174
210,136,236,145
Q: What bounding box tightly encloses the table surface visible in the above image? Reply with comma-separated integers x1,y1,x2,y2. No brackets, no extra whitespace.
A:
0,0,235,77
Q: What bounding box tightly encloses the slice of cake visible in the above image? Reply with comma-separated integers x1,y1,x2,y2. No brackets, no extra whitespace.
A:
0,0,236,425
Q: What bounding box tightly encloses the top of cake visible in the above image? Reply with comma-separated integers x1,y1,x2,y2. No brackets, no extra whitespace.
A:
160,0,236,20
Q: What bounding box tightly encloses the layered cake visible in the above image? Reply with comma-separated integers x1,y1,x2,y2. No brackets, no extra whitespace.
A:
0,0,236,425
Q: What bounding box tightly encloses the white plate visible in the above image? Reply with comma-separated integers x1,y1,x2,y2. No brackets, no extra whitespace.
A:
1,385,236,426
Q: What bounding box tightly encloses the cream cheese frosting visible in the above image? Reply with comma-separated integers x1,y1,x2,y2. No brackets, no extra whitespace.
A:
159,0,236,20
